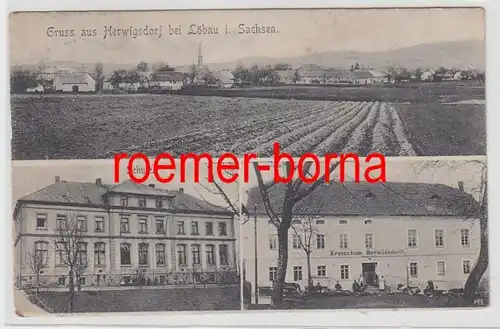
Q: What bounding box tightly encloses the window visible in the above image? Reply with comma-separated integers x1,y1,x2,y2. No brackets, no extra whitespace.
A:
36,214,47,229
317,265,326,277
316,234,325,249
138,217,148,233
340,234,348,249
409,262,418,278
191,244,201,265
316,219,325,225
177,221,185,235
156,244,166,266
269,267,277,282
461,229,470,247
94,243,106,266
292,235,301,249
75,215,87,231
437,261,446,276
293,266,303,281
138,243,149,266
463,260,471,274
177,244,187,266
120,243,131,265
120,196,128,206
138,196,146,207
269,236,277,250
219,244,228,265
57,276,66,286
79,277,86,286
340,265,349,280
205,222,213,235
77,242,88,265
339,220,348,224
34,241,49,268
155,218,165,233
120,216,129,233
95,217,104,232
155,198,163,208
206,244,215,265
55,241,66,266
365,233,373,249
218,222,227,236
56,214,67,230
191,221,199,235
435,229,444,248
407,229,418,248
364,219,373,225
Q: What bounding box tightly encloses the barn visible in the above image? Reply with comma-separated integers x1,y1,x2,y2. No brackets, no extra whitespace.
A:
150,71,184,91
52,73,96,92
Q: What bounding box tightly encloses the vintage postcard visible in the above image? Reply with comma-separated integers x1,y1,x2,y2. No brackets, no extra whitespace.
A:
12,159,241,314
9,8,485,160
240,158,488,310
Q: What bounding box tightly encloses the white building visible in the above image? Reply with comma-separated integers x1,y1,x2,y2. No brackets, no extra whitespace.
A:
14,178,238,289
421,70,436,82
211,71,235,88
52,73,96,92
150,71,184,91
242,181,480,295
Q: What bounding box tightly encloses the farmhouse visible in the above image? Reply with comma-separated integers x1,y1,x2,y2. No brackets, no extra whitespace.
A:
14,178,238,290
243,181,480,295
211,71,235,88
276,70,296,85
421,70,435,82
52,73,96,92
150,71,184,90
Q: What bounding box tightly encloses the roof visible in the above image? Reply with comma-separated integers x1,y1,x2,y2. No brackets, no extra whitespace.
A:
151,71,184,82
246,182,479,217
368,70,387,78
276,70,295,80
54,73,93,84
18,180,231,215
212,71,234,83
351,70,375,79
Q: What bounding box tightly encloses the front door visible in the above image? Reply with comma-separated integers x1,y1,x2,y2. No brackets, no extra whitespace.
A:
72,85,79,92
362,262,377,286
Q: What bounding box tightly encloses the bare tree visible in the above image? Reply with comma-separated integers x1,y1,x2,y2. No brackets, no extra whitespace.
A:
413,160,487,301
27,247,49,294
290,215,320,291
53,212,89,312
252,160,342,308
94,63,104,92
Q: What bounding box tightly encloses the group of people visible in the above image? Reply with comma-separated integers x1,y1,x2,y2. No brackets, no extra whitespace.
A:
334,273,388,293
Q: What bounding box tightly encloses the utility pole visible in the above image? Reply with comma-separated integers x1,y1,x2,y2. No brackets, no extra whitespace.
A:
254,204,258,305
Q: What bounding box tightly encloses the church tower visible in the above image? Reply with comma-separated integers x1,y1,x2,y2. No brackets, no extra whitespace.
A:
197,41,203,68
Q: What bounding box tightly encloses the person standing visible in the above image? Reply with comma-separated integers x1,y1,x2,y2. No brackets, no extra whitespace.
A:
379,276,386,292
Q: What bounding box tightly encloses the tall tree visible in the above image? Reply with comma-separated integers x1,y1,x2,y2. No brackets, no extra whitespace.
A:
27,246,49,295
290,215,319,290
53,213,89,312
137,61,149,72
94,63,104,92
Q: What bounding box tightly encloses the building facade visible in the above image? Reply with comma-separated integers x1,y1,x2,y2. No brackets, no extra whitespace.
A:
52,73,96,92
14,178,238,290
243,182,481,294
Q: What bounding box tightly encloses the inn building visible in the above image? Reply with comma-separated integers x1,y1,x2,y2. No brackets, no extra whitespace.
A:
14,177,238,289
243,181,481,294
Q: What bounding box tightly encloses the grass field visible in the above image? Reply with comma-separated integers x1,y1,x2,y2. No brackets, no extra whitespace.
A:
11,84,486,160
30,285,241,313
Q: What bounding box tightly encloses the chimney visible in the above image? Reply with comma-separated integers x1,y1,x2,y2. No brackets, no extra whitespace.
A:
96,178,102,185
179,188,184,193
55,176,60,183
458,181,464,192
148,184,155,188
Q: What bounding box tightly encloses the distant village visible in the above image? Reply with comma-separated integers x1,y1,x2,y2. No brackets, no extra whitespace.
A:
10,44,485,94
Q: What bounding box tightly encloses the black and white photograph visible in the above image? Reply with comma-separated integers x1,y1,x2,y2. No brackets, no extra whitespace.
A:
240,158,488,310
12,159,241,314
9,8,485,160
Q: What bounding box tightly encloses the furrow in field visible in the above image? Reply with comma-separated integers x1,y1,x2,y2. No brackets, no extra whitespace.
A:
231,101,348,154
387,104,417,156
280,101,368,156
369,103,399,156
311,102,374,156
204,102,334,155
340,102,380,155
255,101,360,157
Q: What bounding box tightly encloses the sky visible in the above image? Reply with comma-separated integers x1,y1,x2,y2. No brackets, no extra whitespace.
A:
9,8,484,65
